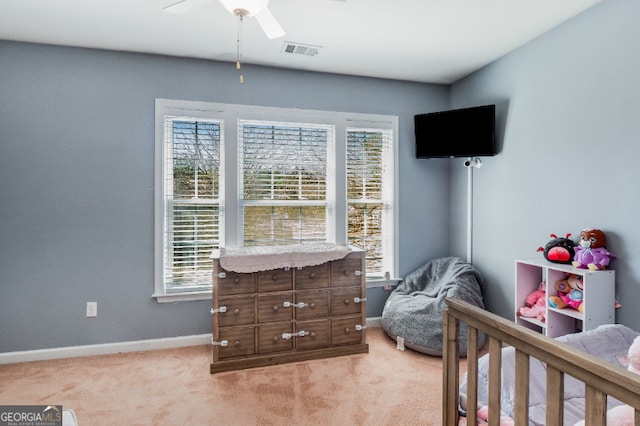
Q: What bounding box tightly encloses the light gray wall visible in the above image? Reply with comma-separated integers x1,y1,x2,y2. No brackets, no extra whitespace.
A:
0,40,449,352
449,0,640,328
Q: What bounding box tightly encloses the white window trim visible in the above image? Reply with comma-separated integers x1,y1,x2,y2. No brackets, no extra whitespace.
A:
153,99,398,302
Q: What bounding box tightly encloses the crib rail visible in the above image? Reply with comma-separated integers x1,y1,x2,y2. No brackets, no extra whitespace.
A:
443,297,640,426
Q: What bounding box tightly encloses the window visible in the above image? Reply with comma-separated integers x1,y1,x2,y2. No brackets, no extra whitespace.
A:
239,121,333,245
347,128,394,277
155,99,397,302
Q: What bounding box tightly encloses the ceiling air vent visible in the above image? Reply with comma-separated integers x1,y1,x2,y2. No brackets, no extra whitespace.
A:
282,42,322,57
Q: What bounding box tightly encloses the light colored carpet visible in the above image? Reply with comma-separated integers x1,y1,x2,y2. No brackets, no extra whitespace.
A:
0,327,467,425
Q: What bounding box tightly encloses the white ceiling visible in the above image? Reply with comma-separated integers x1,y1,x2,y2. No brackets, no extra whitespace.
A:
0,0,602,84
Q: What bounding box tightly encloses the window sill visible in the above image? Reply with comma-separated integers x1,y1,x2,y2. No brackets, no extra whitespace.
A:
153,291,212,303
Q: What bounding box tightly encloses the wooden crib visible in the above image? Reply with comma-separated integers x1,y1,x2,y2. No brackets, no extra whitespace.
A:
442,297,640,425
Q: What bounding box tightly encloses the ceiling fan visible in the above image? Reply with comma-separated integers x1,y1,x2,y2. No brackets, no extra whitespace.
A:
163,0,285,40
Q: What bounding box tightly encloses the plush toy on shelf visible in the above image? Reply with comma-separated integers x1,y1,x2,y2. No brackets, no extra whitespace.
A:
572,228,615,270
537,233,575,264
518,281,546,322
548,274,584,313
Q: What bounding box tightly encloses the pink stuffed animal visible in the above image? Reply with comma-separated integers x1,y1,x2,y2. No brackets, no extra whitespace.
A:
574,336,640,426
628,336,640,374
476,405,514,425
518,282,546,322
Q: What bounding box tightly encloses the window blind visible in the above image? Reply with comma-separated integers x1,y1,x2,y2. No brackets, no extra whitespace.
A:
163,119,221,292
347,128,392,275
239,121,331,246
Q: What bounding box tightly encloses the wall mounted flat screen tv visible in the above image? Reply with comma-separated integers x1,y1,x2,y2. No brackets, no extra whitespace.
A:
415,104,496,158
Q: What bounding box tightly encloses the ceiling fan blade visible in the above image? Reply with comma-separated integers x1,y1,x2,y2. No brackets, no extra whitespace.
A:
163,0,212,14
255,7,285,39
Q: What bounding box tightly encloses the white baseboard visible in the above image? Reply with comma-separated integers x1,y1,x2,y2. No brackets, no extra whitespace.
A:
0,334,212,365
367,316,382,328
0,319,383,365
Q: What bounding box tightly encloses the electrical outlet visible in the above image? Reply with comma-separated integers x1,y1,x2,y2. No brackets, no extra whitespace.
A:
86,302,97,317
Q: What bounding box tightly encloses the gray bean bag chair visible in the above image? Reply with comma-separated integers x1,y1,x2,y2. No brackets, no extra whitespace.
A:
381,256,485,356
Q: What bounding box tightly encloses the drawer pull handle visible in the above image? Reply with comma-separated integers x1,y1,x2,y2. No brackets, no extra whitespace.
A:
272,336,279,343
234,340,241,346
210,306,227,314
310,302,316,308
233,277,240,284
233,308,240,315
272,305,279,312
309,273,315,279
283,301,308,309
355,324,367,331
344,327,351,334
211,338,228,347
353,297,367,304
344,299,351,305
272,275,278,281
218,272,227,279
282,331,309,340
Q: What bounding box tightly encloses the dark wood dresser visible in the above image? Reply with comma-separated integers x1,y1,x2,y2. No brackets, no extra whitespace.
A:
211,249,368,373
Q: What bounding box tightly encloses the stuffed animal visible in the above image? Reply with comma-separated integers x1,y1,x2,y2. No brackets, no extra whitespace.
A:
518,281,546,322
605,336,640,425
628,336,640,373
574,336,640,426
537,233,575,264
572,228,615,270
548,274,584,313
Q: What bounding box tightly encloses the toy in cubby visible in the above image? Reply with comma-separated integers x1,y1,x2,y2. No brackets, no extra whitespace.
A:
518,281,546,322
548,274,584,313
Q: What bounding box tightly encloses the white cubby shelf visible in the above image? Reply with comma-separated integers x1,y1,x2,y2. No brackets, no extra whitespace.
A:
515,258,615,338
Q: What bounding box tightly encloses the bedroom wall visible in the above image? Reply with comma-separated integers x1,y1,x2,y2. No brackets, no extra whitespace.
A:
448,0,640,329
0,40,449,352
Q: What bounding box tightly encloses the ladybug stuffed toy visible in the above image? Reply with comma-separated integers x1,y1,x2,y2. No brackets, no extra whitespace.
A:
537,233,575,264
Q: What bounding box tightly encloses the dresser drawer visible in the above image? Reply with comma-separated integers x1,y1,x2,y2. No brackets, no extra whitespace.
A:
295,319,330,350
331,316,365,346
295,264,329,290
217,326,255,359
217,270,256,295
330,286,363,316
295,289,329,320
258,322,294,354
217,295,256,327
258,269,293,292
258,293,294,323
330,259,362,287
